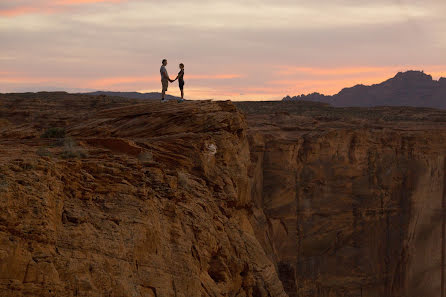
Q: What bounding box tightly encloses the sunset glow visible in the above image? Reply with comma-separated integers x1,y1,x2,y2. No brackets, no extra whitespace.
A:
1,0,445,100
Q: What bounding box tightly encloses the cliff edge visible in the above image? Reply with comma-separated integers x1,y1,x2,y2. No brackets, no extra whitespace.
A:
3,93,446,297
0,93,286,297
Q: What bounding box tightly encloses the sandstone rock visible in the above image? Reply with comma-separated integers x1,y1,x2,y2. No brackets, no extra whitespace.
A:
3,93,446,297
0,94,286,297
236,101,446,297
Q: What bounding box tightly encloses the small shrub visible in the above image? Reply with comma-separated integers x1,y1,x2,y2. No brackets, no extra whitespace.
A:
41,127,66,139
0,119,11,128
137,151,153,163
177,171,188,188
61,151,78,159
60,138,88,159
21,163,34,170
0,174,8,191
36,147,51,157
61,150,88,159
64,137,75,151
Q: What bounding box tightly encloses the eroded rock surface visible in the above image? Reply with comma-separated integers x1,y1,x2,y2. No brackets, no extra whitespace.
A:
0,93,286,297
2,93,446,297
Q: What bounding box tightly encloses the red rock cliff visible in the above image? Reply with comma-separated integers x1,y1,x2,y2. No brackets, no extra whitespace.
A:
2,94,446,297
0,93,286,297
236,101,446,297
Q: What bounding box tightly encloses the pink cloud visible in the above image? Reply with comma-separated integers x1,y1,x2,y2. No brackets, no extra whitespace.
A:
56,0,125,5
275,66,394,76
0,6,55,17
187,74,244,80
0,0,126,17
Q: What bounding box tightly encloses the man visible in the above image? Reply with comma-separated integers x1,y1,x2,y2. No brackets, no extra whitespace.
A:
160,59,174,102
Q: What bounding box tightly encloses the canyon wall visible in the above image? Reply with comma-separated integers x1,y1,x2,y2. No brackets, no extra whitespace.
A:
236,101,446,297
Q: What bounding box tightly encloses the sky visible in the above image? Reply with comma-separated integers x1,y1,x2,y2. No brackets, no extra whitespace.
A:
1,0,445,100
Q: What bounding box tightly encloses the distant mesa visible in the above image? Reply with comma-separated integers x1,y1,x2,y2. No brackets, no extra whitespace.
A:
283,71,446,109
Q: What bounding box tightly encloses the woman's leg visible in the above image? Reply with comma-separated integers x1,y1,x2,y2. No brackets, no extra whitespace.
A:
181,89,184,99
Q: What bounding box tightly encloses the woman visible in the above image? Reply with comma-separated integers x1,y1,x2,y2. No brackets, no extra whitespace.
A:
175,63,185,102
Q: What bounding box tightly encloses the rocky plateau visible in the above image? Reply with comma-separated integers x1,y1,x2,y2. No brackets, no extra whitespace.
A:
1,92,446,297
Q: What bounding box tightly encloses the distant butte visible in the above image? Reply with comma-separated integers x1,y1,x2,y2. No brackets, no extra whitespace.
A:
283,70,446,109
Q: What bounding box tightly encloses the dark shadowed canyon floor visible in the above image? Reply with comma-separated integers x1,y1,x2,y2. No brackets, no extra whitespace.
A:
1,92,446,297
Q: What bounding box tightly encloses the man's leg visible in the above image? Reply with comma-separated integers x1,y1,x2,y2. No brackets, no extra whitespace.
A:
161,81,165,100
161,80,168,101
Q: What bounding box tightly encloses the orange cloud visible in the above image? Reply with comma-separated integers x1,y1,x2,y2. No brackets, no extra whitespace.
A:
430,71,446,79
155,86,283,101
86,74,243,89
276,66,386,75
275,66,393,76
268,76,391,95
0,6,55,17
87,76,159,88
270,65,446,95
187,74,244,80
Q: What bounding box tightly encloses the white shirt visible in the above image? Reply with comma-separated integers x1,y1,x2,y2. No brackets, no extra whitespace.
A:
160,65,168,80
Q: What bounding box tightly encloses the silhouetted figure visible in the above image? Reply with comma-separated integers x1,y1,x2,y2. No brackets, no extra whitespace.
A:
174,63,185,102
160,59,174,102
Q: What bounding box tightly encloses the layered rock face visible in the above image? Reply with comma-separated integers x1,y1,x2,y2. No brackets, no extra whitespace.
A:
235,101,446,297
2,93,446,297
0,93,286,297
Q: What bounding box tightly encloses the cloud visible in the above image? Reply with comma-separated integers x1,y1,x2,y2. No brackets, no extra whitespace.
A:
1,0,445,100
87,74,243,88
275,66,393,76
0,0,126,17
0,72,244,95
68,1,434,31
56,0,125,4
274,65,446,78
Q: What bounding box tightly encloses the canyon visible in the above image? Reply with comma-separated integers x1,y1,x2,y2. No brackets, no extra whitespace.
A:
1,92,446,297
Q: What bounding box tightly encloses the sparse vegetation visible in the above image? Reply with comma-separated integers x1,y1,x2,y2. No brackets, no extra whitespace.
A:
60,137,88,159
0,119,11,128
41,127,66,139
137,151,153,163
36,147,51,157
0,174,7,191
21,162,34,170
234,101,446,123
177,171,188,188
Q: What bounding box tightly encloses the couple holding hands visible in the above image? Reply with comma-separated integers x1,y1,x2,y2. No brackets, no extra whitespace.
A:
160,59,185,102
